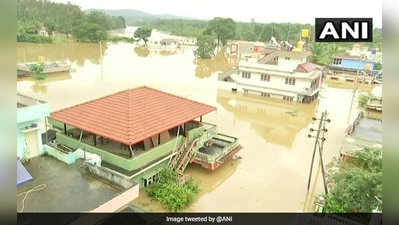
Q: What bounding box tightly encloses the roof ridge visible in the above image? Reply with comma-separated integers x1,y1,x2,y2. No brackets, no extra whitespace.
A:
52,86,147,114
143,86,217,110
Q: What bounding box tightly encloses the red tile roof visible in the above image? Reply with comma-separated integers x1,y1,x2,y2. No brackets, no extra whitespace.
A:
296,62,320,73
51,87,216,145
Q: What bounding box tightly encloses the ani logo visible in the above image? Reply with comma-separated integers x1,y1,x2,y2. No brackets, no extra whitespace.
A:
315,18,373,42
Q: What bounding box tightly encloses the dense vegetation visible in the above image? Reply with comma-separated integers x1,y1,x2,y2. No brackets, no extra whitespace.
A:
17,0,126,43
146,168,199,212
134,18,382,50
324,147,382,212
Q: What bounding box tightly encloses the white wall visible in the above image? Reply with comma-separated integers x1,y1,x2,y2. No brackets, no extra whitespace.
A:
232,70,320,96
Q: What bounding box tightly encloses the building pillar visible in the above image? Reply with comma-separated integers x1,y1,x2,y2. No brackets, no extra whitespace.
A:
64,123,67,135
93,134,96,146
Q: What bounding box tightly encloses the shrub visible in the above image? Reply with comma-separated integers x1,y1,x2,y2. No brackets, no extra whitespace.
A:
146,168,199,212
324,148,382,212
17,33,53,43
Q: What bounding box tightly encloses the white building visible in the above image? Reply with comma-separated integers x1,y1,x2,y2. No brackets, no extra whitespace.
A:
220,50,323,103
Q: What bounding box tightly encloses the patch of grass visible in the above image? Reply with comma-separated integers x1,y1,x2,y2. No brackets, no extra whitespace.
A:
108,36,134,43
146,168,199,212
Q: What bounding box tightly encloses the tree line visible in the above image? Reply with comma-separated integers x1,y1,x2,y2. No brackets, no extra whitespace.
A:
17,0,126,43
134,17,382,63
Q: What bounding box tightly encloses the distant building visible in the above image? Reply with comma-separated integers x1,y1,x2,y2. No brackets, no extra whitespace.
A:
38,26,48,37
17,93,51,160
366,85,383,111
228,41,267,60
160,38,179,46
220,50,323,103
330,54,377,75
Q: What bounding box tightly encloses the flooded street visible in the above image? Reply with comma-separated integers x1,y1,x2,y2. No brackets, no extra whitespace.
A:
17,38,361,212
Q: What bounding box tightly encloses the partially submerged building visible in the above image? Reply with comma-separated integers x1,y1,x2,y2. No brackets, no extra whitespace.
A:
341,112,382,160
17,93,51,160
330,54,378,76
366,85,383,112
46,87,242,188
219,50,323,103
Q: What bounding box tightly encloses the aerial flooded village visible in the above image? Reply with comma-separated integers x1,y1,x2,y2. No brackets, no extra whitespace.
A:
16,0,382,217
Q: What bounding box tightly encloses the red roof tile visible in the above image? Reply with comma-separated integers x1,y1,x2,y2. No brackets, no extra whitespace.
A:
296,62,320,73
51,87,216,145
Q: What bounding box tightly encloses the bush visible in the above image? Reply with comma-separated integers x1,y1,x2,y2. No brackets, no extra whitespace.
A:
108,36,134,43
30,64,48,81
358,95,370,108
146,169,199,212
17,33,53,43
324,148,382,212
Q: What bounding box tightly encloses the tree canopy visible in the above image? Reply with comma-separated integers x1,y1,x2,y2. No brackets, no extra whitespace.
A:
134,27,152,45
194,35,217,59
17,0,125,43
311,43,344,65
205,17,236,46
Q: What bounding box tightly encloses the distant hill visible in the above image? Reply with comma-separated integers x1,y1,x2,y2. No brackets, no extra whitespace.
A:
86,9,190,25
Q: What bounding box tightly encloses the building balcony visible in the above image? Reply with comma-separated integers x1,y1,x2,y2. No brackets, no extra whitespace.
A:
194,133,241,168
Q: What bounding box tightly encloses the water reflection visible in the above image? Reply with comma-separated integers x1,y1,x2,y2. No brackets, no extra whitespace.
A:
134,46,150,57
216,89,318,148
195,51,235,78
159,50,176,56
31,80,48,95
17,42,107,66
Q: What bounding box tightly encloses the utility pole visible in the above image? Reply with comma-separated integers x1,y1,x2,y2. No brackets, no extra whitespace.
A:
347,58,366,124
306,111,330,195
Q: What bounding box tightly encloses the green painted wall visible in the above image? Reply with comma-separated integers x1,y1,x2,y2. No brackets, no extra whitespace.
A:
43,144,84,164
56,132,184,171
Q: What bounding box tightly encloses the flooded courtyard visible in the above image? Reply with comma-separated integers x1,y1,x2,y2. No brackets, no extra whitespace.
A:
17,38,366,212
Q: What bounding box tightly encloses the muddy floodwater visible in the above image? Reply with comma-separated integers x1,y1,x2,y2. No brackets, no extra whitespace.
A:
17,38,368,212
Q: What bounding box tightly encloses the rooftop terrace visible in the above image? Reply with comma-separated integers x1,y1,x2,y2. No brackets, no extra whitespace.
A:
17,156,121,212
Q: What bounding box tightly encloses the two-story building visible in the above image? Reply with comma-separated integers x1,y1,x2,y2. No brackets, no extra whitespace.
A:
17,93,51,160
45,87,242,188
220,50,322,103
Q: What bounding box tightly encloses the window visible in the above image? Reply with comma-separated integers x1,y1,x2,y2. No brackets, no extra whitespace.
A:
261,92,270,97
260,73,270,81
285,57,290,60
283,96,294,102
333,58,343,65
242,71,251,79
285,77,296,85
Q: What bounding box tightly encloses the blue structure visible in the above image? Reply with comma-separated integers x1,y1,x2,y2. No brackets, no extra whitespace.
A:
330,55,376,74
17,94,51,160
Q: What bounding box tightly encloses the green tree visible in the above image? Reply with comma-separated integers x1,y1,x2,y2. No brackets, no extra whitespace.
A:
324,147,382,212
134,27,152,46
194,35,216,59
73,23,107,43
311,43,343,65
205,17,236,46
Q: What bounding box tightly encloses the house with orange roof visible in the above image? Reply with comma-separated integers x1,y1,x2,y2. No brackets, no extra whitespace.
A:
45,87,242,188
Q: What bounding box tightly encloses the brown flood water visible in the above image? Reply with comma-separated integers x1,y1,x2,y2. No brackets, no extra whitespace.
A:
17,41,365,212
